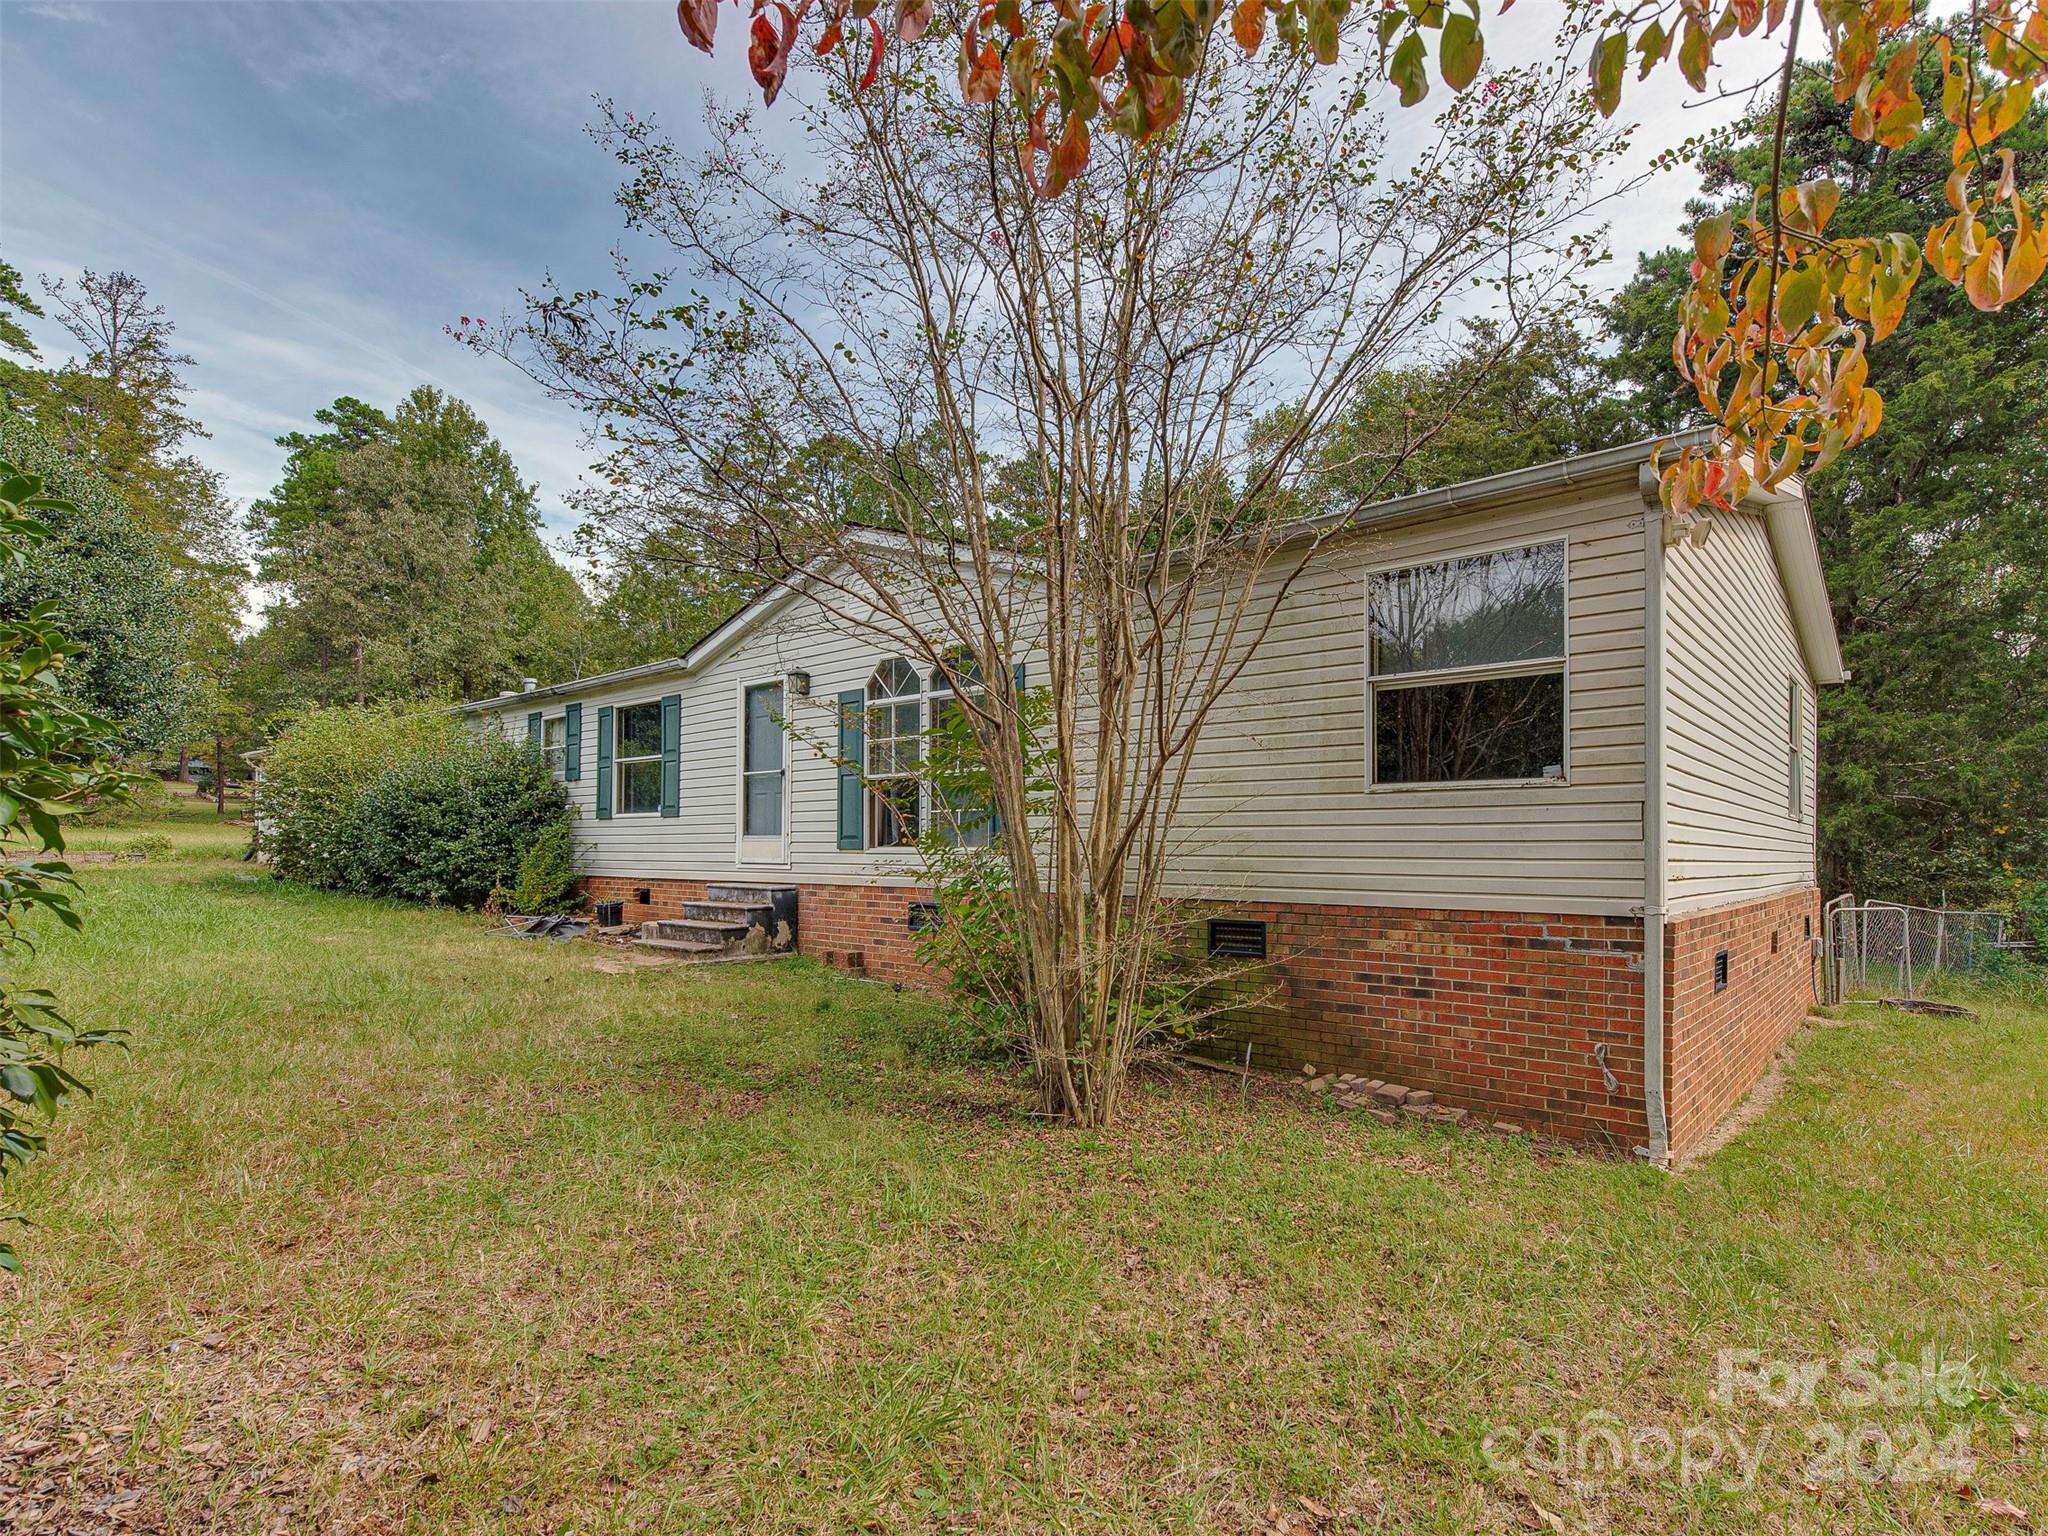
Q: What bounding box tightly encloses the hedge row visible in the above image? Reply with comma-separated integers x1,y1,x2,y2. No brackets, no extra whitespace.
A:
258,704,577,911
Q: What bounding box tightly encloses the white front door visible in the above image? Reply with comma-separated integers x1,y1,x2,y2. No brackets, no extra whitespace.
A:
737,680,788,864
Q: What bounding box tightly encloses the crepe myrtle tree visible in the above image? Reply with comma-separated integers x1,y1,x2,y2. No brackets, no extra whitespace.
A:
662,0,2048,532
465,22,1627,1123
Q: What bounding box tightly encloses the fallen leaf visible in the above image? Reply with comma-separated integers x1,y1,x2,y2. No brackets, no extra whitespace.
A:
1977,1494,2029,1522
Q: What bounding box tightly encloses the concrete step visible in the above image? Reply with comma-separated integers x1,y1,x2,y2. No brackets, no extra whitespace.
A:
631,936,727,956
683,900,772,926
706,882,797,906
643,917,753,947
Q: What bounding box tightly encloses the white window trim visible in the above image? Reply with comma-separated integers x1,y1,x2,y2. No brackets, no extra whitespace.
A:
613,699,665,817
1363,535,1573,792
1787,676,1806,821
541,713,568,781
865,659,924,851
842,657,999,853
735,678,791,867
927,667,996,851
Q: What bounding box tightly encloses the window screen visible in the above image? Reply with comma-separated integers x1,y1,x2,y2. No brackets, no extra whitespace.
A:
1369,541,1567,785
615,702,663,815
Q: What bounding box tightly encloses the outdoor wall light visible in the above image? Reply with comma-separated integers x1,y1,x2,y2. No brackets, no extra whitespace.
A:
785,670,811,698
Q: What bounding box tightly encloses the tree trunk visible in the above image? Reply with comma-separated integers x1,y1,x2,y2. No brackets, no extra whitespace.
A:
214,736,226,815
352,637,366,706
176,747,190,788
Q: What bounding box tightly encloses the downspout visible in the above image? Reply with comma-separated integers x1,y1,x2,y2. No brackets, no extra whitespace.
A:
1638,463,1671,1166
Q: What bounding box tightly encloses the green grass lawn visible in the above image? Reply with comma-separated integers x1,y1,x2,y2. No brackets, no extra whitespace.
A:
5,832,2047,1533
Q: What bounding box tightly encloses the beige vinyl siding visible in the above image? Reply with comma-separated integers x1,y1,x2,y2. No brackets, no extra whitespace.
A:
481,594,1035,886
481,486,1651,910
477,480,1677,915
1661,508,1818,913
1166,486,1649,912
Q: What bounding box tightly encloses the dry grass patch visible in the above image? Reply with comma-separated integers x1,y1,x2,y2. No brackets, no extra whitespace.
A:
3,849,2046,1532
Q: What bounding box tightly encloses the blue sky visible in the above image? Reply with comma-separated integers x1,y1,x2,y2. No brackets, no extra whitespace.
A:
2,0,734,542
1,1,1778,556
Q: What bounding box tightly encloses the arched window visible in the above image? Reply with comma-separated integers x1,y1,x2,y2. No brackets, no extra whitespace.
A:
928,653,994,849
866,659,923,848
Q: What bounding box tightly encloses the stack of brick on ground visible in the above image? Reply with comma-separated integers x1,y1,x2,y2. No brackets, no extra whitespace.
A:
1300,1067,1534,1137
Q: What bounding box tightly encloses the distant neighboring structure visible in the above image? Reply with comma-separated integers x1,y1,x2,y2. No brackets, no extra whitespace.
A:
463,439,1842,1164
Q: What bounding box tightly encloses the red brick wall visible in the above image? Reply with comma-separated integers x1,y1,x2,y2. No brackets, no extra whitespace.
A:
578,874,938,986
580,872,1817,1159
582,874,712,921
1663,886,1821,1154
1197,904,1651,1152
794,879,937,985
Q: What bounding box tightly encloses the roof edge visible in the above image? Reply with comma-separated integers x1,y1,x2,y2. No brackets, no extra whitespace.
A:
1315,430,1715,536
455,655,689,714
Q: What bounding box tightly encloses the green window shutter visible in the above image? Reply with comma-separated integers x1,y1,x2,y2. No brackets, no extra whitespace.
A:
564,702,582,782
526,710,543,757
659,693,681,818
836,687,865,851
595,705,614,819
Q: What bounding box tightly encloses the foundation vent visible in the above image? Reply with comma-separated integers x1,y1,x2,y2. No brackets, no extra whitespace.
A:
1207,918,1268,959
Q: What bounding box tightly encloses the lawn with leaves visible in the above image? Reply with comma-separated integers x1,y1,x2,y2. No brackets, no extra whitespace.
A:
4,837,2046,1533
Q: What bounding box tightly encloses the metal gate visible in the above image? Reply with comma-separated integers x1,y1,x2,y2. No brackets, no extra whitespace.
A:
1822,894,2008,1004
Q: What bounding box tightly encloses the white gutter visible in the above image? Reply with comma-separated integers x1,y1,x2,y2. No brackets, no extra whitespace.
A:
1315,430,1717,539
452,655,688,715
1637,463,1671,1166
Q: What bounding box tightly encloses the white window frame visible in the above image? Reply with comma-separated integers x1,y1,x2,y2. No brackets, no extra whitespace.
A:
1787,676,1805,820
927,661,996,850
541,713,567,780
865,659,925,850
613,699,665,817
1363,536,1572,791
735,678,790,866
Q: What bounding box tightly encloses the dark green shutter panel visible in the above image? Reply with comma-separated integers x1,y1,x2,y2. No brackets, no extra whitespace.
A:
1012,661,1026,693
595,705,614,819
564,702,582,782
836,688,865,850
526,711,543,758
659,693,681,818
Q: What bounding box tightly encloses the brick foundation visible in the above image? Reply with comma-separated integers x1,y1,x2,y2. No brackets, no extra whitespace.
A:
579,874,938,986
1196,904,1650,1152
580,872,1817,1159
1663,886,1821,1154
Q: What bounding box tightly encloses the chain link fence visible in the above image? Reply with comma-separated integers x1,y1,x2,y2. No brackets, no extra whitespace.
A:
1821,894,2010,1004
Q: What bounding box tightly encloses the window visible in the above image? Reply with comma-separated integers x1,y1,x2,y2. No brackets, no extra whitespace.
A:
866,659,923,848
542,714,567,779
1787,677,1805,819
614,701,663,815
742,682,785,838
929,657,995,849
1368,540,1567,785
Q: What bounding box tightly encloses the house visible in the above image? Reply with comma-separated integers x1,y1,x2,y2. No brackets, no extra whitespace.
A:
462,436,1843,1163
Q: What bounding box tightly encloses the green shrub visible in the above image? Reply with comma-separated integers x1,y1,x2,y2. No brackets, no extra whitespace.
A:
261,705,571,909
125,833,174,861
260,705,458,888
342,732,567,908
507,813,580,915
